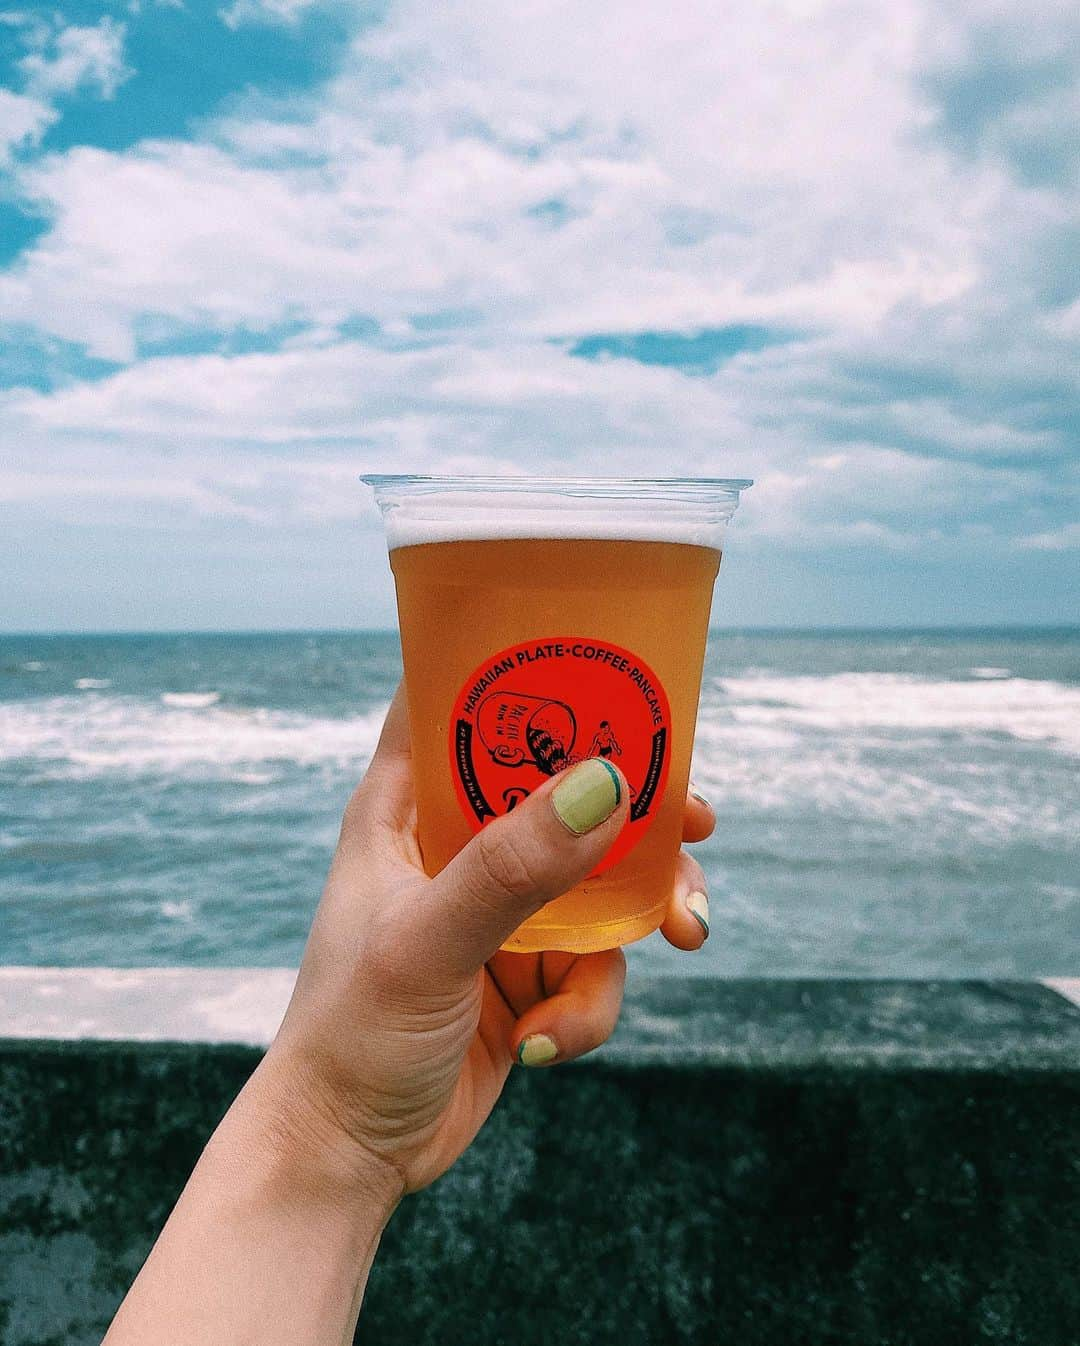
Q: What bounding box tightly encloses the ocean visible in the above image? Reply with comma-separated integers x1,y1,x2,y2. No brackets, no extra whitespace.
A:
1,629,1077,977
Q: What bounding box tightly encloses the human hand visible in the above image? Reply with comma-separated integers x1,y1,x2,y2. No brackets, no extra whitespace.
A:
254,684,715,1201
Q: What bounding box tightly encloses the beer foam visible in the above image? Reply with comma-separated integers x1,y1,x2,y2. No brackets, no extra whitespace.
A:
364,479,751,550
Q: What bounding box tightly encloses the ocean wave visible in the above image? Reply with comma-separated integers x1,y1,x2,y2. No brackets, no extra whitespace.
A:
690,729,1072,841
161,692,221,708
75,678,111,690
1,674,1076,848
686,672,1078,842
704,671,1080,753
0,694,387,778
160,900,196,922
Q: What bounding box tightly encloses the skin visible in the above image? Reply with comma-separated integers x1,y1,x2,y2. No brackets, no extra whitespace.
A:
104,685,715,1344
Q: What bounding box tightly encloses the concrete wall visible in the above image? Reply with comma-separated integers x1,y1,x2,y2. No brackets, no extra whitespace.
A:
1,977,1079,1345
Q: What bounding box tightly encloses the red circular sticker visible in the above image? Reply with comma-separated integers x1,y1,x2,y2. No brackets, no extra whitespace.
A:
449,636,672,874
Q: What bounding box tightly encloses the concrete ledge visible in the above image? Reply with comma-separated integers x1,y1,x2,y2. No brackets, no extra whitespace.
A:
1044,976,1080,1009
3,967,1080,1054
0,967,296,1044
1,977,1079,1345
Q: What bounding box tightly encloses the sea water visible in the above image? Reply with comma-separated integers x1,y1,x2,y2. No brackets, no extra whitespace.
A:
1,629,1077,976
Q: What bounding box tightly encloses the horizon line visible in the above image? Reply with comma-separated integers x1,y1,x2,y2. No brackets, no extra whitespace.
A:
2,622,1079,639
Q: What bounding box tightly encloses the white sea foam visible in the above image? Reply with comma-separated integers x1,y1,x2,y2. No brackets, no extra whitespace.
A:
687,670,1080,842
160,691,221,708
1,673,1076,851
0,695,387,777
691,723,1069,840
160,900,195,921
704,671,1080,753
75,678,111,690
970,667,1012,679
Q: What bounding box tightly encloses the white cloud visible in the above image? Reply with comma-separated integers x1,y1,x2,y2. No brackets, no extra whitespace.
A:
1,0,993,354
218,0,326,28
2,332,1068,565
18,17,131,101
0,14,130,172
0,0,1076,596
0,87,56,165
0,464,269,522
1015,522,1080,551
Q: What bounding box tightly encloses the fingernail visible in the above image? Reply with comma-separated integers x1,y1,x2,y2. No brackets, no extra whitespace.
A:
686,890,710,939
551,758,622,835
689,781,711,808
518,1034,558,1067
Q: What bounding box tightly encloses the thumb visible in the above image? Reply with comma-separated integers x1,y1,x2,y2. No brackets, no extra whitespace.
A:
415,758,628,982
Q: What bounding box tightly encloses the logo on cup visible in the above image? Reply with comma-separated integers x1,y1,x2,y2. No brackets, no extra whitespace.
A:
449,636,672,876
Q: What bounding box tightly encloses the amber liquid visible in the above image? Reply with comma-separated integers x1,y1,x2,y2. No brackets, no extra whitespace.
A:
389,537,720,953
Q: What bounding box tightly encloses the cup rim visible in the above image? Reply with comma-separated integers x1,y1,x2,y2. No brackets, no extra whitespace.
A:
361,473,753,490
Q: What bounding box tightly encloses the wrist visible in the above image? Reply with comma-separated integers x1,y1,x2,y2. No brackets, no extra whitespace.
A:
104,1048,401,1345
218,1047,406,1227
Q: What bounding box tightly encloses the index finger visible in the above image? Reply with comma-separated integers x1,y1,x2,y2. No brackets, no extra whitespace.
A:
341,682,415,843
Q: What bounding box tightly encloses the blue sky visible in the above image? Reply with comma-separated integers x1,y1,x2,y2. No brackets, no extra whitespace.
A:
0,0,1077,630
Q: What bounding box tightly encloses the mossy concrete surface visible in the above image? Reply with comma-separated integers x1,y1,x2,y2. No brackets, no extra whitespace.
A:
1,979,1079,1345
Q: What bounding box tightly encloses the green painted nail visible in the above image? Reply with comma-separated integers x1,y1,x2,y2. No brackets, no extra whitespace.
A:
551,758,622,835
686,890,710,939
518,1034,558,1067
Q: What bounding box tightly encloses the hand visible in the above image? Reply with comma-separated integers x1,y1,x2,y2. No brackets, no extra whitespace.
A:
103,690,714,1344
256,684,715,1199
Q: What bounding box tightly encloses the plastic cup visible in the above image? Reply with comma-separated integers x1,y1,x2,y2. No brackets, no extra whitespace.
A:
363,475,750,954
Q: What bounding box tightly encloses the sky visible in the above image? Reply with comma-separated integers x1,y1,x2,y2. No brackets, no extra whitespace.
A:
0,0,1077,631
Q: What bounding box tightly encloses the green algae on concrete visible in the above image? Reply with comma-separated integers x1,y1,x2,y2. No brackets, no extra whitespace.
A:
1,980,1079,1345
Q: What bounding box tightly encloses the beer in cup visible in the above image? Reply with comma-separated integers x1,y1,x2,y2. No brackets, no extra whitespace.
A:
363,475,750,954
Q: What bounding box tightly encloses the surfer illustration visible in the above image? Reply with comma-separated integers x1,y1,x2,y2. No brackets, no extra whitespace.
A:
589,720,622,760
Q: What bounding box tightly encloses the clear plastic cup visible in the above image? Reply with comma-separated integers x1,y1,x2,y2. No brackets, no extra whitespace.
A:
364,475,750,953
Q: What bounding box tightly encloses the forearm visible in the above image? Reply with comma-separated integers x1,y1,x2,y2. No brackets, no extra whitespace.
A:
104,1055,403,1346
